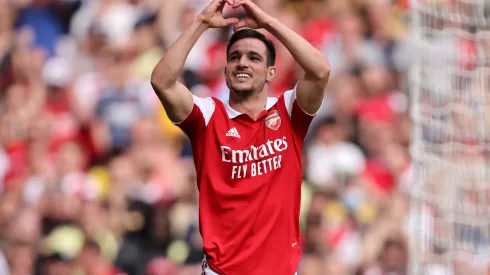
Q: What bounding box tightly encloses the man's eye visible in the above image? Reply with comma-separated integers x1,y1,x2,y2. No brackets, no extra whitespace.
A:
230,56,239,61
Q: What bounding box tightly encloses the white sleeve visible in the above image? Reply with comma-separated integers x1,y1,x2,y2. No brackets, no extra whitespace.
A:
283,87,297,117
283,83,323,117
192,95,215,126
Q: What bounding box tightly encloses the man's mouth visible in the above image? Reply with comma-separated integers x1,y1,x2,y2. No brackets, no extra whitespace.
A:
234,72,251,79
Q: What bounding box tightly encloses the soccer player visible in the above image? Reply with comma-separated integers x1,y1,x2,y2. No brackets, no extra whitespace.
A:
150,0,330,274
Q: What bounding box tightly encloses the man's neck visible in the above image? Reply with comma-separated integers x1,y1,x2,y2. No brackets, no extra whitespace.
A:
229,90,268,120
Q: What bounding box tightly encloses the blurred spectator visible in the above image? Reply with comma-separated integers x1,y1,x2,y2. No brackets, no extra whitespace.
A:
0,0,415,274
363,236,408,275
38,252,76,275
15,0,64,57
78,239,126,275
322,12,385,77
2,207,41,275
306,116,366,188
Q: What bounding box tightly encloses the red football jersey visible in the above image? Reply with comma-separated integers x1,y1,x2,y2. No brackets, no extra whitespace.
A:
176,86,315,275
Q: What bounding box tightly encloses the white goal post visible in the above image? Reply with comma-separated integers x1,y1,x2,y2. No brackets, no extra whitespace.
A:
409,0,490,274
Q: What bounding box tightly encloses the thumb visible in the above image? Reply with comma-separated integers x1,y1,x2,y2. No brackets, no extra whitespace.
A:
233,21,248,31
225,17,240,26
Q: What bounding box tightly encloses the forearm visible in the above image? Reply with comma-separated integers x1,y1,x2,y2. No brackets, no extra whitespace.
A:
265,18,330,80
151,19,209,90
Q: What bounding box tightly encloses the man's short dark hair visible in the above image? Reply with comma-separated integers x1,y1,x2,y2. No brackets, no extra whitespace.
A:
227,28,276,66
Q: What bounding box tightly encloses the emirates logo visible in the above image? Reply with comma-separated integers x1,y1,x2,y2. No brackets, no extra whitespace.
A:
265,110,281,130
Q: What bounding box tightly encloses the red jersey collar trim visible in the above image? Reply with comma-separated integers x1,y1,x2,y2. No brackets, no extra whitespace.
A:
224,97,279,119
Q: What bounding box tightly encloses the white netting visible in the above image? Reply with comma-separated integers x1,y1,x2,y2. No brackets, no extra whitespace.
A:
409,0,490,274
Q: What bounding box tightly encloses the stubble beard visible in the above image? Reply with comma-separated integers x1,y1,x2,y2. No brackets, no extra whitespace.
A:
231,87,253,97
227,78,267,99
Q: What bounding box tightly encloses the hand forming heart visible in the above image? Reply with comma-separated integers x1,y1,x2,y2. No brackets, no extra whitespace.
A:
231,0,274,31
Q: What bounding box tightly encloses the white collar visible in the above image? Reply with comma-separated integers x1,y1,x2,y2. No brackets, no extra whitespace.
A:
224,97,279,119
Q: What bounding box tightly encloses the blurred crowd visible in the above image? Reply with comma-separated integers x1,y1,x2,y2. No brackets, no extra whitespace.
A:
0,0,413,274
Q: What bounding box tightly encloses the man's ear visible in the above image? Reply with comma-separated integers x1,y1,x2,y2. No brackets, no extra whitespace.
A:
266,66,277,82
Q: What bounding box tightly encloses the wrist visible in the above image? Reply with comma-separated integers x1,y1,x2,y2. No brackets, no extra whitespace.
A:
264,16,278,31
195,16,211,30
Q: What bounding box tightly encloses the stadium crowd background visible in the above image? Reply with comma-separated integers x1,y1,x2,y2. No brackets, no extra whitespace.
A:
0,0,414,274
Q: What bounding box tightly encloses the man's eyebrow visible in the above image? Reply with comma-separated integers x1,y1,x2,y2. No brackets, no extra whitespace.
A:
248,51,263,58
229,50,263,56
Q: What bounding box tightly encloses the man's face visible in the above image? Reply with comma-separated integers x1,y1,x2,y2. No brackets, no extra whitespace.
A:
381,246,408,274
43,260,75,275
225,38,275,96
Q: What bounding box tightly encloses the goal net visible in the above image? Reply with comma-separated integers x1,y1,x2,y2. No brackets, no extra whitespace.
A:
409,0,490,274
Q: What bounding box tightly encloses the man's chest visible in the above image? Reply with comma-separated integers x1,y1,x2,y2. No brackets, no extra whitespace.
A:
204,110,295,180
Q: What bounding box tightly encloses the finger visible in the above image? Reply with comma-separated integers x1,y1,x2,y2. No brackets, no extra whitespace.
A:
233,0,245,8
241,0,258,10
218,0,226,12
244,8,256,20
226,0,234,5
225,17,240,26
237,0,248,7
214,0,229,7
233,21,248,31
235,0,258,13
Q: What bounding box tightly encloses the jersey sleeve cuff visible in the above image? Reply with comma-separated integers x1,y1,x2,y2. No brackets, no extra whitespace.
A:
285,83,323,117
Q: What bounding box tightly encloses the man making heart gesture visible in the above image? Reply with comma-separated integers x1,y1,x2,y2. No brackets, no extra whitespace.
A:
151,0,330,274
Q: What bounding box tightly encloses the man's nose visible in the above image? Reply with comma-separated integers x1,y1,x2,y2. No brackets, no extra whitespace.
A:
238,56,249,67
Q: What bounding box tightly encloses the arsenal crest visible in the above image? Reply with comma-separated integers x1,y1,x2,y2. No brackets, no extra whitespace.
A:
265,110,281,130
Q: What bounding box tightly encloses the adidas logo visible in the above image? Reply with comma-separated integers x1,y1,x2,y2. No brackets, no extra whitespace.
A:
226,127,241,138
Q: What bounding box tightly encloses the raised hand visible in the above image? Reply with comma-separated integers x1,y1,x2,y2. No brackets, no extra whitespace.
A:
232,0,274,31
198,0,239,28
